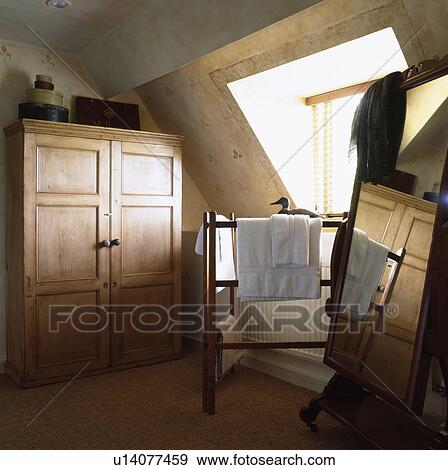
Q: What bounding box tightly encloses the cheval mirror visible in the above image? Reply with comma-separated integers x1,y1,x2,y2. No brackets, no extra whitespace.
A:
300,56,448,449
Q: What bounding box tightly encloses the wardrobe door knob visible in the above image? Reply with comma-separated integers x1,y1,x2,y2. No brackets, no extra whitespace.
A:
100,239,111,248
111,238,121,247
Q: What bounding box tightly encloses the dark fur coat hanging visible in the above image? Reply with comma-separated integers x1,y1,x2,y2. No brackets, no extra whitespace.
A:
349,72,407,184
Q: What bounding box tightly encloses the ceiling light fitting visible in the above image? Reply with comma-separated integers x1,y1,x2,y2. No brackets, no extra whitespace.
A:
46,0,71,9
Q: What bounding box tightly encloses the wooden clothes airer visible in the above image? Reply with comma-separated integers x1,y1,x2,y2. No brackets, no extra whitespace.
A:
201,211,406,414
201,211,343,415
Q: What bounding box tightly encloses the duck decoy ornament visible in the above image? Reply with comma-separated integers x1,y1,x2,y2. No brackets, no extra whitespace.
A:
270,197,322,218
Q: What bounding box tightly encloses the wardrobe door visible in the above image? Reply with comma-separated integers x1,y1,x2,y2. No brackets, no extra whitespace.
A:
25,133,111,381
360,205,436,396
110,141,182,365
388,206,435,333
356,186,405,246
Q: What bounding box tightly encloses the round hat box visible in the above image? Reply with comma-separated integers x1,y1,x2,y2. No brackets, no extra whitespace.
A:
19,103,69,122
26,88,63,106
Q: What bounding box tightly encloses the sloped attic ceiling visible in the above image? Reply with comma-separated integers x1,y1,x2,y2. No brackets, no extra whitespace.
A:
79,0,324,97
135,0,448,218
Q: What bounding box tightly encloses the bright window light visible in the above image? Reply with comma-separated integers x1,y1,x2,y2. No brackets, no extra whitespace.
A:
228,28,408,213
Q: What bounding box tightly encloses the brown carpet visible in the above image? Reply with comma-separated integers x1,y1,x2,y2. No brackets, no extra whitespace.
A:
0,351,368,449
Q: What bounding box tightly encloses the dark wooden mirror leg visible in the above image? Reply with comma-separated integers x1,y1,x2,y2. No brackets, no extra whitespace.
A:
441,355,448,432
299,375,339,432
428,358,448,449
299,374,368,432
429,359,448,451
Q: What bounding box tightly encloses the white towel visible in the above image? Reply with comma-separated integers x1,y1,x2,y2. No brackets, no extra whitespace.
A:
347,228,368,277
237,218,321,301
271,214,310,267
341,228,388,317
195,215,236,293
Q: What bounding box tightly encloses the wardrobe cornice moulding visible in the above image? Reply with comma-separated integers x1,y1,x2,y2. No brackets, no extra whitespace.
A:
4,119,185,147
362,183,437,215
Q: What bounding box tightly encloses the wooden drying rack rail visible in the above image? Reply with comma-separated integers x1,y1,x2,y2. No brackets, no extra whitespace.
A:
202,211,344,414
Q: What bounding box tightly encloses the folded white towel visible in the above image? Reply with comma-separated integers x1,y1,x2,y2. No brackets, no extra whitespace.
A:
195,215,236,293
342,228,388,317
271,214,310,267
237,217,322,301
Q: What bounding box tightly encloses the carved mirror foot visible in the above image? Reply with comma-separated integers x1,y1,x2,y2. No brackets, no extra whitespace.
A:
429,432,448,450
299,404,320,432
299,374,369,432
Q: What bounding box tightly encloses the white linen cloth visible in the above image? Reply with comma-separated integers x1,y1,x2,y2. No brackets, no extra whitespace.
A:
215,314,244,381
195,215,236,293
270,214,310,267
341,228,388,317
236,217,322,301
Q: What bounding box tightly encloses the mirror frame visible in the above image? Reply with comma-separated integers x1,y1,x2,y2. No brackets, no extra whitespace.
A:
324,55,448,414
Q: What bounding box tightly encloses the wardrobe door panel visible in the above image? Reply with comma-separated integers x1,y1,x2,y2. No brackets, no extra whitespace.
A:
110,141,182,366
25,134,111,381
113,285,174,364
36,291,102,367
391,207,435,260
122,151,173,195
37,145,98,194
355,188,404,246
386,206,435,333
122,206,172,275
355,191,396,243
37,206,98,281
361,332,414,397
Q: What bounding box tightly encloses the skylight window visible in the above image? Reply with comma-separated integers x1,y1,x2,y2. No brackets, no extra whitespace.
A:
228,27,408,213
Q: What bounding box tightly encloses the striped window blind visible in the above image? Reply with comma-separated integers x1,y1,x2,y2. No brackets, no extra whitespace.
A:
311,93,362,215
312,100,334,214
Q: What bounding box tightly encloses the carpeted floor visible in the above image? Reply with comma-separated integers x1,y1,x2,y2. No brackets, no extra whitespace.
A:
0,351,368,449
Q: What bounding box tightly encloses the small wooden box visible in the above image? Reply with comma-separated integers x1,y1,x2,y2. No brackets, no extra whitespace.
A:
76,97,140,130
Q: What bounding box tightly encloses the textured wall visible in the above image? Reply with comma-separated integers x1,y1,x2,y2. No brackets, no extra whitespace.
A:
397,75,448,198
135,0,448,217
80,0,323,97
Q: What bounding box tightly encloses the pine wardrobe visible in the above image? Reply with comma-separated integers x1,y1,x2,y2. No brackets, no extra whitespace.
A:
4,119,184,387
